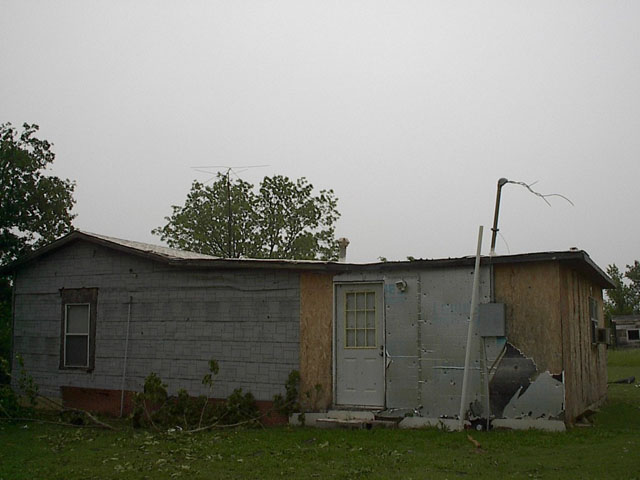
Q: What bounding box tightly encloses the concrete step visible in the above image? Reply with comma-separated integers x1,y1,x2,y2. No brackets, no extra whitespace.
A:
326,409,376,421
289,410,399,428
316,418,398,429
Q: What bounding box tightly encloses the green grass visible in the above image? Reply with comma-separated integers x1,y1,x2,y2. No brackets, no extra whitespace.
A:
1,351,640,480
607,348,640,405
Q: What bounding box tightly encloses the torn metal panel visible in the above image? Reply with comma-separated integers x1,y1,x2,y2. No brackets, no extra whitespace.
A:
502,371,564,419
489,343,537,417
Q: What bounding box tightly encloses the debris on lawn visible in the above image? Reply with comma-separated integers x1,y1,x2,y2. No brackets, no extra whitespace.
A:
609,376,635,384
467,434,485,453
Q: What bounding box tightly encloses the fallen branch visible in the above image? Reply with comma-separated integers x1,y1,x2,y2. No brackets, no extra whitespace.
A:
34,393,116,430
0,416,107,429
467,434,483,450
184,396,294,434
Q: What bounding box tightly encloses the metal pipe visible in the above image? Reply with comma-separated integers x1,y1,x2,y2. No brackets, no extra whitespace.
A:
481,338,491,430
490,178,508,256
459,225,484,430
119,296,133,417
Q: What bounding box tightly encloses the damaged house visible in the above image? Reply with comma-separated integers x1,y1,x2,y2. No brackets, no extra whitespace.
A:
2,231,614,429
612,315,640,348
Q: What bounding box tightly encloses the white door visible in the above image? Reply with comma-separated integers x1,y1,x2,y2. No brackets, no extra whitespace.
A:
335,283,385,407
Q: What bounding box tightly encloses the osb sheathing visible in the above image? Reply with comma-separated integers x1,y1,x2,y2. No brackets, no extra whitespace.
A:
299,272,333,410
494,262,563,374
559,266,607,422
494,261,608,423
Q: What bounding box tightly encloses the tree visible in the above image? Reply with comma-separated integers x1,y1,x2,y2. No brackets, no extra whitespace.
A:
1,123,76,265
153,173,340,260
0,122,76,369
604,262,640,320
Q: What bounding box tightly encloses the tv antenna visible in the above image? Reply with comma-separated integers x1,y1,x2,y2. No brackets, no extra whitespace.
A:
190,165,268,258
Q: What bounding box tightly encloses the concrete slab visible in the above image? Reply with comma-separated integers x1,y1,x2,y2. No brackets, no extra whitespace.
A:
398,417,464,431
326,410,376,421
492,418,566,432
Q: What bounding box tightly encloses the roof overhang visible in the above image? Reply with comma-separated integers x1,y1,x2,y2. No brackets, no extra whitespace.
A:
354,250,615,289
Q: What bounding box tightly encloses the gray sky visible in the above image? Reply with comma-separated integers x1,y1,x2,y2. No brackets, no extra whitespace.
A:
2,1,638,269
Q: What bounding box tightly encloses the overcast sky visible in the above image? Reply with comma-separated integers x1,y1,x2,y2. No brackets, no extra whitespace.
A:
2,1,638,269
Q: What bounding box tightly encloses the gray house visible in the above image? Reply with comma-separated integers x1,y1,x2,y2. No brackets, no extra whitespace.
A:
612,315,640,348
2,231,614,429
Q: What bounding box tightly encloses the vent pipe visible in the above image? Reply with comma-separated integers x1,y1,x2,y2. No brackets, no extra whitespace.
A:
337,237,350,263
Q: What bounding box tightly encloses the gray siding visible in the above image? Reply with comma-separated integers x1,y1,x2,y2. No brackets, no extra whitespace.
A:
335,266,494,417
12,240,300,400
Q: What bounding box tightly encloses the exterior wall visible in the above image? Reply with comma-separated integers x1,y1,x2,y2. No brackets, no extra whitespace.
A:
299,272,333,410
494,261,607,423
559,265,607,422
613,315,640,348
12,240,301,407
334,265,494,418
493,262,563,374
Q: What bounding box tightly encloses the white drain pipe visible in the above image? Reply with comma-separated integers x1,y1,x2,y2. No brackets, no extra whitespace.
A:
459,226,483,430
119,296,132,417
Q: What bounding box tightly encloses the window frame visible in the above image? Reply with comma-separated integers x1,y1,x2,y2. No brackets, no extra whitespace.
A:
589,296,599,345
59,288,98,371
627,329,640,342
344,290,377,349
64,303,91,368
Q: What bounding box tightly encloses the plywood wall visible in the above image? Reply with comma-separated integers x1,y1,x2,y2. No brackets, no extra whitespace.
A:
299,272,334,410
559,266,607,422
494,262,563,374
495,261,608,423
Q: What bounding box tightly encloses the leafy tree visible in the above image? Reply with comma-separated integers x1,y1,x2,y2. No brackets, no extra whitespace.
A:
604,262,640,320
0,282,10,383
152,176,259,259
1,122,76,265
0,122,76,375
153,173,340,260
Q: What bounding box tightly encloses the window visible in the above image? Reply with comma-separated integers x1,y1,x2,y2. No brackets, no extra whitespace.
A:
628,329,640,341
589,297,599,344
345,291,376,348
64,304,90,367
60,288,97,370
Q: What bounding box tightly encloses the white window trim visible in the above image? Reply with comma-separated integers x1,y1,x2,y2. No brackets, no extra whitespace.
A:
589,297,599,345
64,303,91,368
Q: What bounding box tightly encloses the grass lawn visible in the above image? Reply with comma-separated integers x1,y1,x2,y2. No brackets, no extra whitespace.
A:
1,351,639,480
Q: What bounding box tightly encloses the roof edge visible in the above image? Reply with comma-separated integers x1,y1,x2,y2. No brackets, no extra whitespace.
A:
0,230,351,275
0,232,615,288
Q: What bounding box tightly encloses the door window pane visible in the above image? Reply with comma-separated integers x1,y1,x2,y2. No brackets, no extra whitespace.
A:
345,291,376,348
346,311,355,328
346,330,356,347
